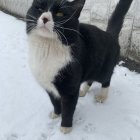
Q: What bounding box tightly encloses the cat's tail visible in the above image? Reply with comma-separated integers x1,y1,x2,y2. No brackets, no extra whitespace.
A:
106,0,133,38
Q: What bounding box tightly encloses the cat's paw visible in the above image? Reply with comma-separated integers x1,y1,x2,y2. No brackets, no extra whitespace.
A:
95,87,109,103
49,112,60,119
60,127,72,134
79,82,90,97
95,94,108,103
79,90,87,97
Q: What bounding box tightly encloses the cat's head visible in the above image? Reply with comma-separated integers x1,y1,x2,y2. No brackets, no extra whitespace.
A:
26,0,85,44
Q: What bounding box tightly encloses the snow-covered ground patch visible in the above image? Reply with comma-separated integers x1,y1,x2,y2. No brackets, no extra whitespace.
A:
0,11,140,140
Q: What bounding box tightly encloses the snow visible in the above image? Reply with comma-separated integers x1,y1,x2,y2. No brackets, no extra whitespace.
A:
0,11,140,140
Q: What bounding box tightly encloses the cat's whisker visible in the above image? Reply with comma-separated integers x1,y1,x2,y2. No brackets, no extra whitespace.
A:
53,30,63,53
55,22,83,37
54,22,61,26
25,19,37,24
55,25,83,37
59,0,66,7
27,22,37,27
27,23,36,28
26,19,36,22
55,28,68,46
54,28,63,44
18,17,27,21
27,14,37,20
19,17,37,23
27,25,36,31
27,25,36,32
60,10,77,24
48,0,55,11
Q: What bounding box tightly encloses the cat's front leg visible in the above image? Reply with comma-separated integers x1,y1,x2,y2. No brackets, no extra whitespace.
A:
60,93,79,134
48,92,61,119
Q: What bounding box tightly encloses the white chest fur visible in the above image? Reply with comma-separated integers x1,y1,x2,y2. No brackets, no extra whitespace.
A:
28,34,72,98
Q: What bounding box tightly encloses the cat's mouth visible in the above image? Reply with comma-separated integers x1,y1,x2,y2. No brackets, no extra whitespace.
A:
35,20,55,38
37,25,52,33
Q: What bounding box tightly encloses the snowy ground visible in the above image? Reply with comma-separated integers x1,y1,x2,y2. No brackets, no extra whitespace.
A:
0,11,140,140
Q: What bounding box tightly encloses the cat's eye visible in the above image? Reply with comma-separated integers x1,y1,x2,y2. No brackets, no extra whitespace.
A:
56,12,64,17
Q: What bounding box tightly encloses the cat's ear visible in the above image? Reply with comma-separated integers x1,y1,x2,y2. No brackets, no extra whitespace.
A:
70,0,85,18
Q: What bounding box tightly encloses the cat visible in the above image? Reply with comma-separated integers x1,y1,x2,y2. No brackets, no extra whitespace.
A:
26,0,133,134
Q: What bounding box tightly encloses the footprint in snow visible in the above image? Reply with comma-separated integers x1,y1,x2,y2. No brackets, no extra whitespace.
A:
38,133,48,140
83,123,96,134
128,114,140,129
74,116,85,125
46,120,60,136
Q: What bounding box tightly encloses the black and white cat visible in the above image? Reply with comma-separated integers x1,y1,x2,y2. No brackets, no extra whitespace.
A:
26,0,133,134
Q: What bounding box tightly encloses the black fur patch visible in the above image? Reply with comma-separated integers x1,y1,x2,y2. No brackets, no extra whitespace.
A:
26,0,133,128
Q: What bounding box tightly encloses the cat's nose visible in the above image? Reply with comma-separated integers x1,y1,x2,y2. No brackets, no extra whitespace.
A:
43,17,49,24
39,12,52,25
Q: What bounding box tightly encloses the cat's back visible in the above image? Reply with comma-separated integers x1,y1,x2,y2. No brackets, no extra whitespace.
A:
79,23,119,53
79,23,113,45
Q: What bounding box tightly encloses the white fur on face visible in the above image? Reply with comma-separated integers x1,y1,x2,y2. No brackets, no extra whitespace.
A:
35,12,55,38
28,32,72,98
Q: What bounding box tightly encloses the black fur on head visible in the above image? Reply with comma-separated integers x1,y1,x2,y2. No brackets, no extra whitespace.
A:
26,0,85,45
